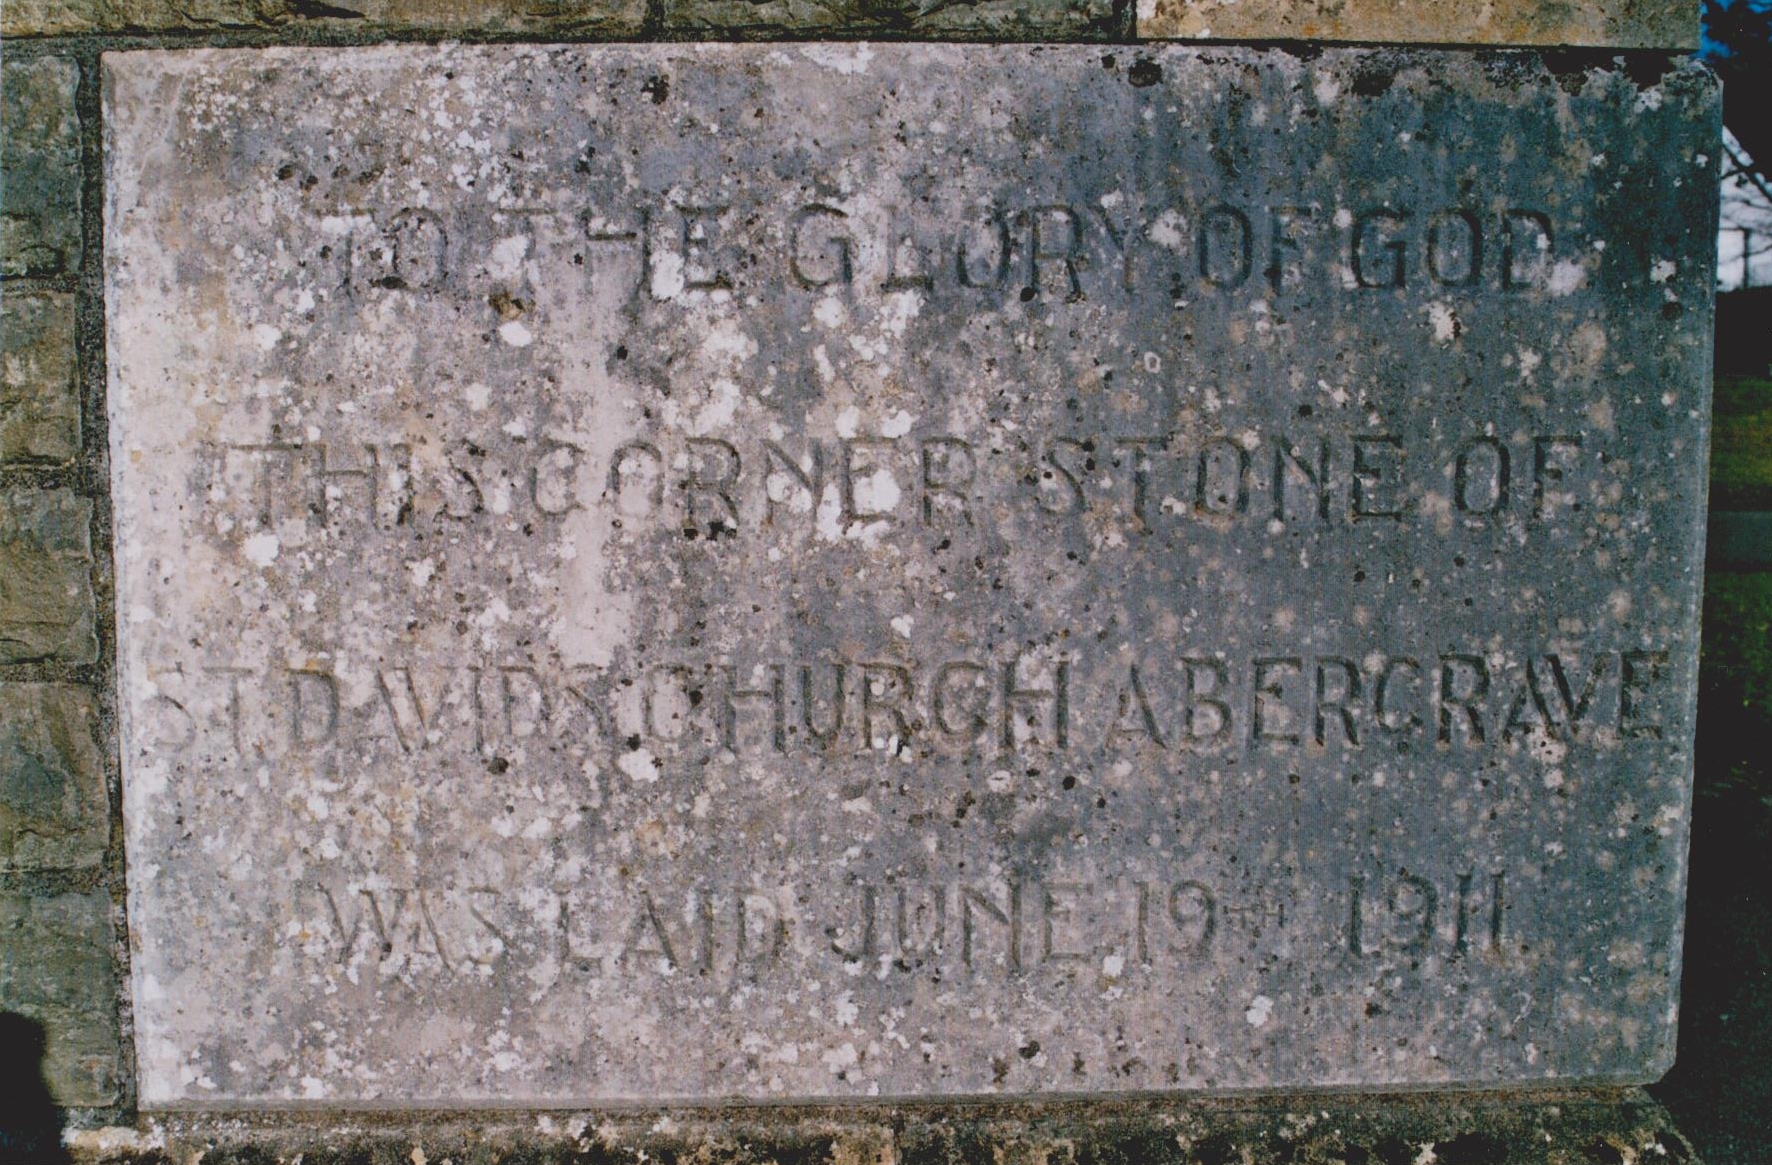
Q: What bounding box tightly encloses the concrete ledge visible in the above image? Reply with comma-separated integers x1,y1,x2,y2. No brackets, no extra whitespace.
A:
54,1091,1699,1164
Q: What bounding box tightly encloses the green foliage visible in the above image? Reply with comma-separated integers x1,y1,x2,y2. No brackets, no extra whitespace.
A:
1710,375,1772,508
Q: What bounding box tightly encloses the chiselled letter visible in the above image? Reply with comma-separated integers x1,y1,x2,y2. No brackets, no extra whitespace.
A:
956,208,1012,289
1040,883,1090,962
675,205,732,292
1114,437,1162,528
1314,657,1361,748
1620,650,1669,740
289,668,339,748
961,883,1022,971
1107,664,1167,749
832,883,879,961
1168,881,1216,956
842,438,900,526
1352,209,1408,289
799,664,847,749
789,205,853,289
682,438,741,538
607,441,665,520
862,663,915,750
1181,658,1233,745
933,662,990,741
1196,439,1250,515
921,438,975,527
764,440,824,526
1438,654,1490,745
1376,657,1423,734
1501,209,1553,289
1026,205,1085,300
1454,436,1509,517
1389,872,1438,952
1427,209,1483,287
1265,206,1314,293
1199,205,1252,287
532,439,585,516
1251,657,1304,746
1533,435,1582,520
377,668,435,753
882,205,934,292
723,664,786,753
736,893,787,966
1351,436,1404,520
584,205,651,300
1037,438,1089,514
1001,658,1069,751
1273,438,1331,523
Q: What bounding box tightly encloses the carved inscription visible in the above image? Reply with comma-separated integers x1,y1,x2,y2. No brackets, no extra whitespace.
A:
138,647,1673,763
198,428,1597,540
108,45,1711,1101
309,199,1569,307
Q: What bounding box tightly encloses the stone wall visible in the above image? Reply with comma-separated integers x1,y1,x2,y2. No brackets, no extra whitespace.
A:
0,0,1725,1161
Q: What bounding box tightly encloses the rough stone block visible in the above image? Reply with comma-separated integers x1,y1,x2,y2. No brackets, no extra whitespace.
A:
662,0,1116,38
1,56,81,279
105,44,1716,1106
1137,0,1697,49
62,1092,1704,1164
1,288,81,462
0,489,97,666
4,0,643,37
0,683,110,871
0,890,123,1108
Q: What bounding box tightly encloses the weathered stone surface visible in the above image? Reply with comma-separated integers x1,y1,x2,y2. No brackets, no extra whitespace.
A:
0,890,123,1107
0,489,97,665
5,0,642,38
662,0,1116,38
106,45,1716,1105
64,1090,1701,1164
2,289,81,462
1,56,82,279
1138,0,1696,49
1,684,110,871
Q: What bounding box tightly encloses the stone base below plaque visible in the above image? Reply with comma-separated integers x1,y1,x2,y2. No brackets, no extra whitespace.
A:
65,1091,1699,1164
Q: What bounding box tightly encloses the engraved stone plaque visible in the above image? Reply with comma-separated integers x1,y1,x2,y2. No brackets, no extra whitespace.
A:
106,45,1717,1105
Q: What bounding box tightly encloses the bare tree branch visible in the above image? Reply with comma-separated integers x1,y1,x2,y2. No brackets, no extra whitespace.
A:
1724,142,1772,207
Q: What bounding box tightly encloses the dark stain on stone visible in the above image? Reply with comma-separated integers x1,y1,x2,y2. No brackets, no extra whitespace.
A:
288,0,366,18
489,289,528,320
1433,1132,1508,1164
1352,64,1394,97
1127,58,1162,88
641,74,670,104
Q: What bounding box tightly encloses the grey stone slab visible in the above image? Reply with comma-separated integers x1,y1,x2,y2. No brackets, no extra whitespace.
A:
0,890,123,1108
0,488,97,665
1,683,111,871
2,57,82,280
104,44,1717,1106
2,288,82,462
